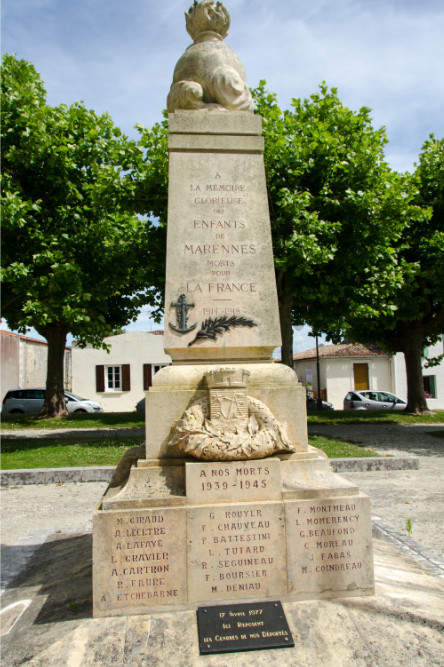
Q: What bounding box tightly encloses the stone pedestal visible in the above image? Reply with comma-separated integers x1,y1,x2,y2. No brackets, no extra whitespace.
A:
93,453,374,617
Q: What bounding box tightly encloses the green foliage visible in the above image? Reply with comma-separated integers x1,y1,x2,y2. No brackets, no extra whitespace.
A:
341,137,444,348
1,54,167,415
252,81,411,334
406,519,413,535
253,82,443,412
1,54,161,346
335,136,444,411
132,119,169,320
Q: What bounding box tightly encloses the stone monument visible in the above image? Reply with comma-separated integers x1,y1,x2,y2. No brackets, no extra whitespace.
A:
93,0,374,617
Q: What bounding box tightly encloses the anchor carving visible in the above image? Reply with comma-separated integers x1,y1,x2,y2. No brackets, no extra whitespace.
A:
169,293,197,334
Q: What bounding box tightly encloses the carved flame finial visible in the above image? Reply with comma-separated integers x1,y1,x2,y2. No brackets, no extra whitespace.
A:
185,0,230,41
167,0,254,113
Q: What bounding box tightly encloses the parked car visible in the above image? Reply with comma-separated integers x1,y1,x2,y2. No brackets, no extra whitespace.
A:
2,389,104,414
343,390,406,411
306,395,333,410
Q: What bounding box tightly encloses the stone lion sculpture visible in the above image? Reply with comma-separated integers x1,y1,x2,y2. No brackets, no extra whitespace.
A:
167,0,254,113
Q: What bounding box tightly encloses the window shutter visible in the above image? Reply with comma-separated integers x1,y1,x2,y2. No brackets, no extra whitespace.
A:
143,364,152,391
122,364,131,391
96,365,105,392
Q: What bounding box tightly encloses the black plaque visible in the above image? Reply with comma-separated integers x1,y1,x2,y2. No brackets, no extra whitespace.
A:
197,601,294,655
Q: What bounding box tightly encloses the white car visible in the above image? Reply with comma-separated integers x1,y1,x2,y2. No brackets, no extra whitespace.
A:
2,388,104,414
343,390,406,411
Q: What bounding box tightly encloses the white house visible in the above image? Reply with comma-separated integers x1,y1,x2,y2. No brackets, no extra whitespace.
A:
292,339,444,410
392,339,444,412
71,331,172,412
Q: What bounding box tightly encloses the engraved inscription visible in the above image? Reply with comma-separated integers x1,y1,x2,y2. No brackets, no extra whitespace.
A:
186,460,282,502
297,503,361,573
165,148,283,354
99,509,186,608
187,503,287,602
285,498,374,594
175,172,262,319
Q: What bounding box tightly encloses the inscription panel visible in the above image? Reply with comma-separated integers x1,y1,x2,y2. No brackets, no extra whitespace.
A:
197,601,294,654
285,496,374,596
186,459,282,504
187,502,287,602
164,149,281,358
93,507,187,615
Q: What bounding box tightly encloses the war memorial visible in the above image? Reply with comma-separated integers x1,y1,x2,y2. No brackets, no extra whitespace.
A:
92,0,374,627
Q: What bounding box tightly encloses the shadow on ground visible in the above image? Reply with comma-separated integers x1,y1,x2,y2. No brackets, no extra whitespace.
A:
2,534,93,623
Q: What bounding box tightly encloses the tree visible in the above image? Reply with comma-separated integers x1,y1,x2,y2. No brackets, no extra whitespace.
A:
253,83,442,413
252,82,409,367
1,55,161,416
338,136,444,412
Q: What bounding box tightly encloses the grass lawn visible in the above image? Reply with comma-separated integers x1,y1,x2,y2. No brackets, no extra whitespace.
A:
1,435,144,469
309,434,379,458
0,434,377,470
1,411,145,430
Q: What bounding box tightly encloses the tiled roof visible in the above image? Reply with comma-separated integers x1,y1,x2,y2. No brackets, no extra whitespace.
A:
292,342,388,361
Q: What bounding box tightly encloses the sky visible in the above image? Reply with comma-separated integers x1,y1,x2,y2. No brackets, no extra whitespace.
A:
2,0,444,353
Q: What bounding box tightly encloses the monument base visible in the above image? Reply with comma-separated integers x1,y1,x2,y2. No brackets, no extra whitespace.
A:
93,452,374,617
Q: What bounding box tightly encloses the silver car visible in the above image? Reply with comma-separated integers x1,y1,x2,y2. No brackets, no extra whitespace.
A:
343,390,406,411
2,388,104,414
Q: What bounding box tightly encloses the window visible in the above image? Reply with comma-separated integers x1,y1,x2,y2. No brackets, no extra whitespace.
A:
423,375,437,399
345,392,361,401
28,390,45,400
377,392,391,402
107,366,121,390
96,364,131,392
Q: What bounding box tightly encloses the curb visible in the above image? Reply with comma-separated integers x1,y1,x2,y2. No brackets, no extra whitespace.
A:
0,456,419,486
330,456,419,472
372,516,444,578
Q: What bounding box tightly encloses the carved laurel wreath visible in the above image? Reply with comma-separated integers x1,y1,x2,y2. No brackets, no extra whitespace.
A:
188,315,257,346
169,396,295,461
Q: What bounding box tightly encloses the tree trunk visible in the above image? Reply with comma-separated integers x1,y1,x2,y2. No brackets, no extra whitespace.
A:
37,324,69,417
277,271,295,368
402,329,429,413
